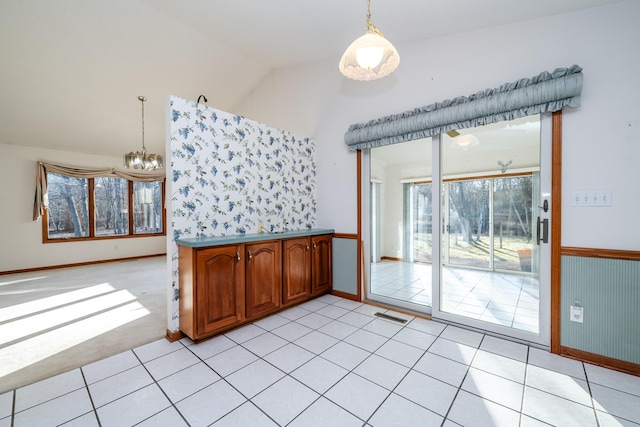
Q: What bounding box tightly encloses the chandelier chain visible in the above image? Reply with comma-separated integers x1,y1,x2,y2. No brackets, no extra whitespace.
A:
139,95,147,152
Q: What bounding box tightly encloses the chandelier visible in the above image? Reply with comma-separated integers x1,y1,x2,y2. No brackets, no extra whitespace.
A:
123,96,163,170
338,0,400,81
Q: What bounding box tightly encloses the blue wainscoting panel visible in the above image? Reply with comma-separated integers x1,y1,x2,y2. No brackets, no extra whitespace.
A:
332,237,358,295
561,255,639,364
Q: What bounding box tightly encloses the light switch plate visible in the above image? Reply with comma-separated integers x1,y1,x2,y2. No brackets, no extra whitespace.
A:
570,191,612,207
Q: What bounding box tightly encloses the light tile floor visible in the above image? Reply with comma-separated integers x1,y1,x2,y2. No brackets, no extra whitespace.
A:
371,261,540,333
2,294,639,426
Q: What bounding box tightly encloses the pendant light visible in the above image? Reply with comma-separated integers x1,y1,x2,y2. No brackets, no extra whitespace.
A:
447,130,480,149
339,0,400,81
454,134,480,149
123,96,163,170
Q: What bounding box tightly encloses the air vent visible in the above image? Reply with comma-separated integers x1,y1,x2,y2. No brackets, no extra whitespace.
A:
374,312,407,324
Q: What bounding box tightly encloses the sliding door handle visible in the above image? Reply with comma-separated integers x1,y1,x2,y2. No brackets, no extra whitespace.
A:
536,217,549,245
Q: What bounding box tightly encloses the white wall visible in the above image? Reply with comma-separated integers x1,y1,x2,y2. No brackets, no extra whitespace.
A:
235,1,640,251
0,143,165,272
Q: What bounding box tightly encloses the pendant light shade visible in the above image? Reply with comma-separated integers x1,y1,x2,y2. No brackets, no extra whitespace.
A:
124,96,163,171
454,134,480,148
339,0,400,81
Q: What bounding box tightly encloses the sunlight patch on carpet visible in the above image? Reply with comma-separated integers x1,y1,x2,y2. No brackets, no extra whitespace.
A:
0,301,150,378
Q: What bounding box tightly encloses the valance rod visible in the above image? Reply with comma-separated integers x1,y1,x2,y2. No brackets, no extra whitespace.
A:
345,65,583,151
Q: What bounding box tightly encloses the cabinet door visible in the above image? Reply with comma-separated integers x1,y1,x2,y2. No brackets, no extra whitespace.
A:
196,245,245,336
245,241,282,319
282,237,311,305
311,235,333,295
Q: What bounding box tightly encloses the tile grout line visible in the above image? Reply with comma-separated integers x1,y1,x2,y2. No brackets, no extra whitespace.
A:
439,332,483,425
362,317,452,425
271,298,374,425
244,298,411,425
518,344,531,427
9,370,96,425
129,344,194,427
173,298,352,425
79,366,102,427
77,342,199,426
10,390,15,427
179,333,281,426
286,299,416,425
582,359,601,426
264,300,377,425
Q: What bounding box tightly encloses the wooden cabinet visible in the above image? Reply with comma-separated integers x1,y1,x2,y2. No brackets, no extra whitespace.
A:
282,237,311,305
179,244,245,340
245,241,281,318
178,233,332,341
282,234,333,304
311,234,332,295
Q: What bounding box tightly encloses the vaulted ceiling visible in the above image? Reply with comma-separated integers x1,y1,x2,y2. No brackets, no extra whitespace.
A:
0,0,624,159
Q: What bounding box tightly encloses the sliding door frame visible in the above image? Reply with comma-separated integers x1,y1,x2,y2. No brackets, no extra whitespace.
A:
550,111,562,353
357,111,564,351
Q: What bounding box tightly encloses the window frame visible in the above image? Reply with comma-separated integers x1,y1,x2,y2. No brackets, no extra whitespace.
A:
42,174,166,243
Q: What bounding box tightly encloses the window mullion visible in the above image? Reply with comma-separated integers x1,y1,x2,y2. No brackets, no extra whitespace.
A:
89,178,95,238
129,180,134,235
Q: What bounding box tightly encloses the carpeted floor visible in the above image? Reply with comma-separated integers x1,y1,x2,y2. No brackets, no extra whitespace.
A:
0,256,167,393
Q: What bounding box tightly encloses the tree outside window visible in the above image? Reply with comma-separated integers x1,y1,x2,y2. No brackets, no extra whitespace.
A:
95,177,129,236
44,172,164,242
134,181,163,234
47,174,89,239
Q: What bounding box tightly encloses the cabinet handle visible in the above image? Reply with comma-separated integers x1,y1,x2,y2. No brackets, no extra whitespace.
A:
236,253,240,264
306,244,310,251
248,250,252,263
312,242,317,251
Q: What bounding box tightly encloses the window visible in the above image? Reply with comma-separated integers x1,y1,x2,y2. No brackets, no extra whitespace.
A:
133,181,163,235
46,174,90,239
44,172,165,242
94,177,129,236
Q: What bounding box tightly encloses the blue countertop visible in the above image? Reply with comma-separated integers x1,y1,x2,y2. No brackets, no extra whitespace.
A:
176,229,335,248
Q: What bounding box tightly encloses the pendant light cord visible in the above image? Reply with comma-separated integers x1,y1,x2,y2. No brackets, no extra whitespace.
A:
365,0,384,37
139,95,147,152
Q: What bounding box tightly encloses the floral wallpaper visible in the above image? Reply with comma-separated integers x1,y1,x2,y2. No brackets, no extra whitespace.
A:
168,96,317,330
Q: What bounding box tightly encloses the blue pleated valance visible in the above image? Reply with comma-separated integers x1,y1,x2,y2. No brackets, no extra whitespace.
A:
344,65,583,151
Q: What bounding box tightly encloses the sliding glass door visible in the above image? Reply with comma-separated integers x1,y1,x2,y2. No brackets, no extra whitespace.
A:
365,114,550,345
439,174,540,333
434,115,549,344
367,138,433,311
